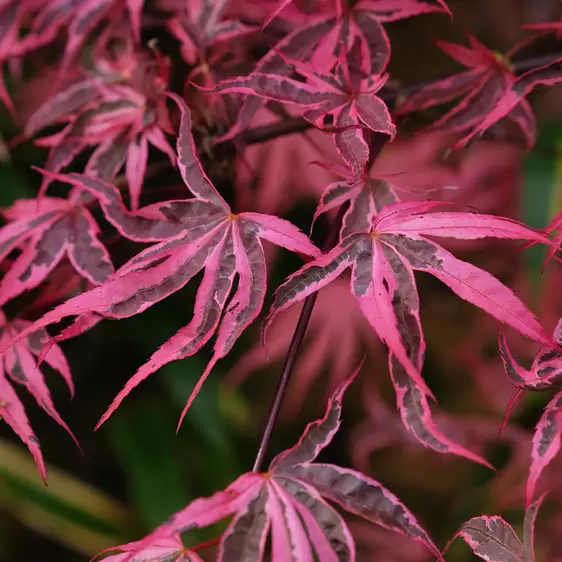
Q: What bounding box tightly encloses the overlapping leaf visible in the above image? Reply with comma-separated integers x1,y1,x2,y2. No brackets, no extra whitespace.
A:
397,34,536,148
0,94,320,431
499,318,562,504
164,0,255,65
264,201,556,462
0,310,77,482
15,0,145,66
447,495,545,562
96,367,442,562
199,40,396,175
453,24,562,149
0,191,114,305
219,0,449,140
26,51,175,209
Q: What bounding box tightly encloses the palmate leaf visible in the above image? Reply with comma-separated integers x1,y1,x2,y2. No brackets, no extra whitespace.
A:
199,39,396,176
0,191,114,305
0,310,78,482
0,94,320,431
26,72,176,210
264,201,557,463
97,366,442,562
16,0,145,64
498,318,562,505
218,0,449,140
454,25,562,149
447,495,545,562
166,0,255,64
397,34,536,148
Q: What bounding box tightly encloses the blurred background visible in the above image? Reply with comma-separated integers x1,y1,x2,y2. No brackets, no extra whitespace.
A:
2,0,562,560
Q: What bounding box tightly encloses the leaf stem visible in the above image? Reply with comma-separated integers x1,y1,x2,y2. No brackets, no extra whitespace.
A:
252,135,388,472
238,50,562,146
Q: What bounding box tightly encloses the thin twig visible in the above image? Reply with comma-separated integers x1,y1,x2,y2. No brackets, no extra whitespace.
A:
251,135,388,472
237,50,562,147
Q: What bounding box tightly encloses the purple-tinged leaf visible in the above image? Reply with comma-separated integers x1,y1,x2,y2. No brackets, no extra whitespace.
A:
453,56,562,149
97,366,436,561
0,195,114,305
25,80,101,137
95,536,204,561
0,364,46,482
0,313,78,482
266,202,553,463
284,463,442,559
524,494,545,562
170,92,230,208
452,515,524,562
125,134,148,211
219,485,269,562
528,390,562,505
271,361,362,470
389,355,493,467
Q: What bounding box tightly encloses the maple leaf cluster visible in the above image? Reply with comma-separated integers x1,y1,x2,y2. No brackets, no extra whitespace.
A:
1,0,562,560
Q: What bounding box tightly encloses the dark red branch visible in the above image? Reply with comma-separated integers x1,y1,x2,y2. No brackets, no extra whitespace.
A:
237,50,562,146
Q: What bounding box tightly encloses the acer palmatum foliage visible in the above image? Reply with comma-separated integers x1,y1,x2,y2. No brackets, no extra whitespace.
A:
0,310,78,483
263,202,556,463
499,317,562,506
0,94,321,431
396,34,537,148
96,369,443,562
446,494,545,562
2,0,562,559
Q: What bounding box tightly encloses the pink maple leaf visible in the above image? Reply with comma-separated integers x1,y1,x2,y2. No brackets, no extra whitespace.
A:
25,46,175,210
264,201,557,462
0,191,114,305
498,318,562,505
397,35,537,149
0,310,78,482
451,22,562,149
218,0,449,141
163,0,255,65
198,39,396,176
15,0,145,67
95,368,443,562
446,494,545,562
0,94,320,431
94,536,203,561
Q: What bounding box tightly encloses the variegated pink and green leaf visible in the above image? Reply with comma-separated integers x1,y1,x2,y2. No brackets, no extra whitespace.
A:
397,34,536,149
498,318,562,504
264,201,556,460
95,368,442,562
0,94,320,432
0,310,78,482
197,39,395,176
0,192,114,305
447,495,545,562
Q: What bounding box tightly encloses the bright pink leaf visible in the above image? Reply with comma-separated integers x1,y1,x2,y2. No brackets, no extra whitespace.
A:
96,368,440,561
0,311,77,482
264,202,555,461
0,95,320,432
397,34,537,148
